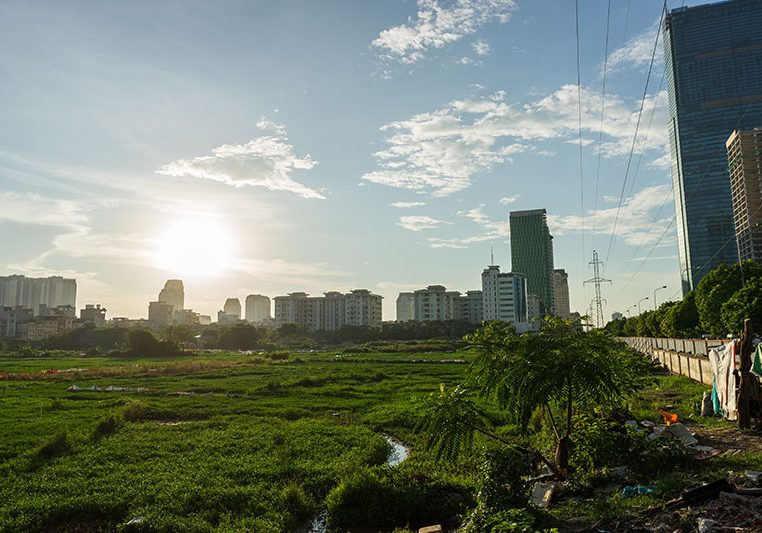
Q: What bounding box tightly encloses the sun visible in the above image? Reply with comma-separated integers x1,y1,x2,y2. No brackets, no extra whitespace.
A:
153,217,234,278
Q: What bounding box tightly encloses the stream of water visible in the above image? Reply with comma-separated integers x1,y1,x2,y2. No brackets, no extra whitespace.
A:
303,434,409,533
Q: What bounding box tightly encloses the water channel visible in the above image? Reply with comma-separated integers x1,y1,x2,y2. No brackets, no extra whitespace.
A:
303,434,409,533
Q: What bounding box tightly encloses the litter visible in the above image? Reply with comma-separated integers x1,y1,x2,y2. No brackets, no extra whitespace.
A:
621,485,654,498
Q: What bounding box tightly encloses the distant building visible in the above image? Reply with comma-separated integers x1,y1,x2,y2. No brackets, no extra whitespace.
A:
0,306,34,338
148,301,173,328
223,298,241,319
396,292,415,322
345,289,383,329
481,265,528,325
158,280,184,312
611,312,623,321
413,285,460,322
527,294,541,321
457,290,484,325
727,129,762,263
198,315,212,326
0,275,76,315
553,269,571,320
664,1,762,292
174,309,200,325
245,294,271,323
80,304,107,326
273,289,382,332
217,310,240,325
510,209,555,315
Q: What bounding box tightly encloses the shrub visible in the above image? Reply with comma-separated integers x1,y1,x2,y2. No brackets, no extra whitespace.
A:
34,432,72,460
122,400,151,422
92,415,121,441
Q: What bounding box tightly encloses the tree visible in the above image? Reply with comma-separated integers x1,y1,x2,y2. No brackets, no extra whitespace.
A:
659,291,699,338
721,277,762,334
218,324,263,350
418,318,653,476
695,261,762,337
127,329,180,357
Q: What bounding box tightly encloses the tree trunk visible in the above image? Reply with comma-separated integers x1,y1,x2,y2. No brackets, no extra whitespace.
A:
555,435,570,473
738,318,753,429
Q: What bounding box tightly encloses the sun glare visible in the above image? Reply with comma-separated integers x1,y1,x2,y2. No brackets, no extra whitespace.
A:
153,217,234,278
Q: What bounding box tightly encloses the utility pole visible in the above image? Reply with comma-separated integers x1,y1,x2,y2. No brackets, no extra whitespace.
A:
584,250,611,329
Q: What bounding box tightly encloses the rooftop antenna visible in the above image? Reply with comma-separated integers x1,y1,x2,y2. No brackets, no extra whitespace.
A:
491,246,495,266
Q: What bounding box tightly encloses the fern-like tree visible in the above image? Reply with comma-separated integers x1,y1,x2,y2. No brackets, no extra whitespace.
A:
418,318,653,477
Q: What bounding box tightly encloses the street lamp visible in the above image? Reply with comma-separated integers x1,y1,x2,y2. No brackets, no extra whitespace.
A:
653,285,667,310
638,297,649,315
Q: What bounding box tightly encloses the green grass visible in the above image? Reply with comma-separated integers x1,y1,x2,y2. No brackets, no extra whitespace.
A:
0,350,474,532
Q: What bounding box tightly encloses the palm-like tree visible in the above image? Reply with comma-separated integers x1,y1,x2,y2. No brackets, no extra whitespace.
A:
418,318,653,476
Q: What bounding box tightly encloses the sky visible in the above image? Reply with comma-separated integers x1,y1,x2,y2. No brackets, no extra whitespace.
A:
0,0,705,321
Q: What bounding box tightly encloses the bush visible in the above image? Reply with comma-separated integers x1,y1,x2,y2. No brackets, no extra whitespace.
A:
325,467,469,531
122,400,151,422
92,415,121,441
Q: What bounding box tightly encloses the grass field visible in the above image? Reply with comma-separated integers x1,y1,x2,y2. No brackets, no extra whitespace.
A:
3,348,760,532
0,349,475,532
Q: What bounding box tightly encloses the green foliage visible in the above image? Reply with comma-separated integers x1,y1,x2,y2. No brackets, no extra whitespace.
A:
659,292,699,338
46,324,129,351
475,448,532,510
121,399,152,422
127,329,181,357
217,324,264,350
720,276,762,334
695,261,762,337
325,467,469,531
92,415,121,442
467,319,653,431
569,414,636,475
461,506,559,533
416,385,485,461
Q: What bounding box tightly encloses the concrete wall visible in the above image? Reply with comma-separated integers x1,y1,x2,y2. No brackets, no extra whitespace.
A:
619,336,729,386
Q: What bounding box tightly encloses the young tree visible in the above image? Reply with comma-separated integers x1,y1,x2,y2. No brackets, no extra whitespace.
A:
418,318,653,476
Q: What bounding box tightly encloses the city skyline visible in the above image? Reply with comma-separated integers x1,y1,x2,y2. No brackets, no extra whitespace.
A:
1,1,714,320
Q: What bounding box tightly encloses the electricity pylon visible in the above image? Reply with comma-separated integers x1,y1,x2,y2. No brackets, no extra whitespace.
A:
583,250,611,328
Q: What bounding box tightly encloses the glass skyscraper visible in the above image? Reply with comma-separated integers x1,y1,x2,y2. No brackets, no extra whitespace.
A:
509,209,554,315
664,0,762,294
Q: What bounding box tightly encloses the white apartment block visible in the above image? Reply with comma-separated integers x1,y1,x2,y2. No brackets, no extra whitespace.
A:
396,292,415,322
481,266,528,325
273,289,382,332
413,285,461,321
0,275,76,315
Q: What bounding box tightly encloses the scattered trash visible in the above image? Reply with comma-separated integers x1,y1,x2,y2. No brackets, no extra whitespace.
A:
125,516,147,526
621,485,654,498
659,410,679,425
68,385,146,393
697,517,718,533
610,466,629,479
746,470,762,483
530,482,562,508
663,423,699,446
418,526,442,533
701,391,714,416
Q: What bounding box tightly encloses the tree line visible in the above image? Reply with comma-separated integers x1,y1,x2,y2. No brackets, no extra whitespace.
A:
605,260,762,338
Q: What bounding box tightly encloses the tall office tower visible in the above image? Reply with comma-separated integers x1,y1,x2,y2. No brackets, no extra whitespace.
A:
727,129,762,262
509,209,555,315
158,280,184,311
553,269,571,320
481,265,528,324
0,275,76,315
245,294,271,322
664,0,762,293
223,298,241,318
396,292,415,321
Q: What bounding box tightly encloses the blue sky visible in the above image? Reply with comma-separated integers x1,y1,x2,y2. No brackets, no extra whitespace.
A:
0,0,700,320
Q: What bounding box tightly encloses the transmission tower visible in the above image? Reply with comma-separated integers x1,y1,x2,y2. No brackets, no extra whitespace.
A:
583,249,611,328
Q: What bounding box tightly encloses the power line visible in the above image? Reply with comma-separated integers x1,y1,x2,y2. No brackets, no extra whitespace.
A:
575,0,586,274
591,0,613,253
603,0,667,272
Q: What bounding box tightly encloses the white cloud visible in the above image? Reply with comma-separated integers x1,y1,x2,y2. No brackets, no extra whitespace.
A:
547,184,674,247
157,119,324,199
372,0,515,65
605,21,662,73
363,86,668,196
397,215,451,231
0,192,88,229
390,201,427,208
427,205,509,248
472,39,491,56
499,195,519,205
